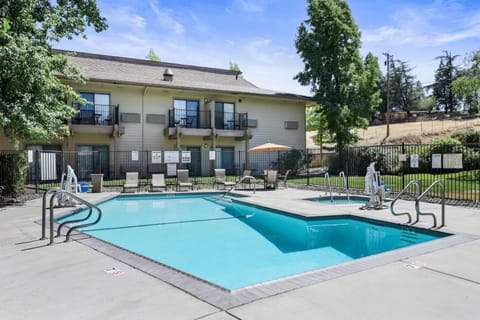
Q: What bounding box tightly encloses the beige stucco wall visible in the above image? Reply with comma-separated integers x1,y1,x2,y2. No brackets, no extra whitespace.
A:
0,81,307,154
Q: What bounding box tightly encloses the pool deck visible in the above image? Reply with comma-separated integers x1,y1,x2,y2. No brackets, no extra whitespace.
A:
1,188,480,319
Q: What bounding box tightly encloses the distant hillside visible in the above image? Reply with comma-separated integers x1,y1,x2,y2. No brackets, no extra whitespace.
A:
307,116,480,148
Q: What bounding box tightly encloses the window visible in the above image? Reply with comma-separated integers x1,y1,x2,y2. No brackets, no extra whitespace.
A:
174,99,199,128
79,92,111,123
215,102,235,129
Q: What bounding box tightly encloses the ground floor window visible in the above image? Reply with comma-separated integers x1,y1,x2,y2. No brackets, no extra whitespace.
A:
76,145,110,179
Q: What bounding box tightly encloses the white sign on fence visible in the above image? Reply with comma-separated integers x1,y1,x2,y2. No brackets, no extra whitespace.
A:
443,153,463,169
27,150,33,163
432,154,442,169
181,151,191,163
164,151,179,163
151,151,162,164
410,154,419,168
131,150,139,161
209,151,216,160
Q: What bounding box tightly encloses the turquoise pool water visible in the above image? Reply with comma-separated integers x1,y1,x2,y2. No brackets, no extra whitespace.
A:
58,194,446,289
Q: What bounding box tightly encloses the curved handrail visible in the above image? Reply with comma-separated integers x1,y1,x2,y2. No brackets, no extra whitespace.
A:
44,189,102,244
324,172,333,203
339,171,350,201
415,180,445,229
41,187,61,240
390,180,420,224
224,175,256,196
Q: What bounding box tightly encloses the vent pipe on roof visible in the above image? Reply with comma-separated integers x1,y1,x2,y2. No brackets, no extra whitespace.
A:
163,68,174,81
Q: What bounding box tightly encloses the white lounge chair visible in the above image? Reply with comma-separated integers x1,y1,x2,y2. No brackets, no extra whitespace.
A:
214,168,236,189
123,172,139,193
176,169,193,191
150,173,166,192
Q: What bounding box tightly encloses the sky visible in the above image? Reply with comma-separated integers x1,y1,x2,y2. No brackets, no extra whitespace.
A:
56,0,480,96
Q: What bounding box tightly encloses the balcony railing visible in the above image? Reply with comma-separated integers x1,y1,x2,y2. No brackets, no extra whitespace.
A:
71,103,119,125
215,112,248,130
168,109,211,128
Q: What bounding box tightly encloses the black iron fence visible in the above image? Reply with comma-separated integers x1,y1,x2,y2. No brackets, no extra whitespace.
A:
71,103,119,125
2,143,479,203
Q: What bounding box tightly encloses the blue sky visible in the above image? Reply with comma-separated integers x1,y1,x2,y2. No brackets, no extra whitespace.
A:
57,0,480,96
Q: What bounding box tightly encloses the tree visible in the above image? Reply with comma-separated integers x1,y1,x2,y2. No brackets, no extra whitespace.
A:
0,0,107,148
146,48,160,61
229,61,241,72
432,51,460,113
452,50,480,114
380,58,420,115
295,0,380,147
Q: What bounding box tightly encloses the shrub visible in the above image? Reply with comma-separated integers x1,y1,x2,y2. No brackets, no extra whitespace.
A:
277,149,304,174
0,152,28,196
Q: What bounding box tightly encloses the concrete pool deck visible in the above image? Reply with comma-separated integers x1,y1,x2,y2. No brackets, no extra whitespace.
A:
1,188,479,319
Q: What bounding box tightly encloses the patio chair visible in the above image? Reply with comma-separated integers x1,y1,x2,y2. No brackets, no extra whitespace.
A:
214,169,236,190
279,169,291,188
123,172,139,193
150,173,166,192
176,169,193,191
241,169,253,189
264,170,278,190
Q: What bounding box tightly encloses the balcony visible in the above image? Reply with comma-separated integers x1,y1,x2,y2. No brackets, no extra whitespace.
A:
166,109,212,137
70,103,119,135
215,112,248,138
71,103,119,125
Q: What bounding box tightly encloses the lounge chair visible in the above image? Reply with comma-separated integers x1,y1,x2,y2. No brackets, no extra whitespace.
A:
123,172,139,193
214,168,236,190
176,169,193,191
264,170,278,190
150,173,166,192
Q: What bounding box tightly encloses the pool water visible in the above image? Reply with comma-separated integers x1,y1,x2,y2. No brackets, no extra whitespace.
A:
58,194,446,289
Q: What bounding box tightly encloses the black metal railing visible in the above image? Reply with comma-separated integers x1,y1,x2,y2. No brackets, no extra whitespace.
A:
3,143,479,204
168,109,211,128
215,112,248,130
71,103,119,125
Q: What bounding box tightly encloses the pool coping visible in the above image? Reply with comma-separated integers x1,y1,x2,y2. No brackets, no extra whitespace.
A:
52,194,480,310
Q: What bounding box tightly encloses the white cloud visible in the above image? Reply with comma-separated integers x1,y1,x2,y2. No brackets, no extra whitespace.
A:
104,7,146,29
362,2,480,47
236,0,263,13
246,39,273,63
149,0,185,35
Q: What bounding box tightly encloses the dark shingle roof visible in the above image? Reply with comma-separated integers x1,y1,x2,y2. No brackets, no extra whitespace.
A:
54,49,312,102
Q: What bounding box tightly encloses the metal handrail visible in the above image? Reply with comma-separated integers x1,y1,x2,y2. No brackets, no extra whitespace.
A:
415,180,445,229
339,171,350,201
224,175,256,196
390,180,420,224
42,189,102,245
41,187,61,240
324,172,333,203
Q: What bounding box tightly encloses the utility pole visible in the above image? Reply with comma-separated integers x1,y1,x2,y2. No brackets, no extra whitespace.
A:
383,52,391,139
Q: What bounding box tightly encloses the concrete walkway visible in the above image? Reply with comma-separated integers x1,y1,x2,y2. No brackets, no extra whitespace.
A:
1,189,479,319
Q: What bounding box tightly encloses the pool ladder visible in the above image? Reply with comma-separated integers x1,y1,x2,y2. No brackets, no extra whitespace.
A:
41,188,102,245
324,172,333,202
390,179,445,229
224,175,256,197
324,172,350,203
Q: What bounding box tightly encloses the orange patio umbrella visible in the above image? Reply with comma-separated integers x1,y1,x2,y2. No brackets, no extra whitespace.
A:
247,142,290,153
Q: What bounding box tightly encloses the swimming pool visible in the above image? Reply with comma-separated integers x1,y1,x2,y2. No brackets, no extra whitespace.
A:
58,193,448,290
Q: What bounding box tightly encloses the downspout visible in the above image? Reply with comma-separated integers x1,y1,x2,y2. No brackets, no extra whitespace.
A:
142,86,149,151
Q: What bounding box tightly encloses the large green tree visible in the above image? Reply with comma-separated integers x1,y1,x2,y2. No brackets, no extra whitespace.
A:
452,50,480,114
432,50,459,113
295,0,380,147
0,0,107,148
